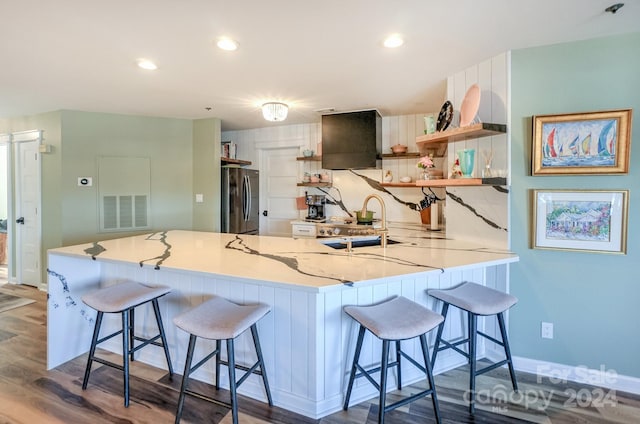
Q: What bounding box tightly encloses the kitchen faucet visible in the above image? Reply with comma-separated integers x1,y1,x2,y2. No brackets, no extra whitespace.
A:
361,194,388,248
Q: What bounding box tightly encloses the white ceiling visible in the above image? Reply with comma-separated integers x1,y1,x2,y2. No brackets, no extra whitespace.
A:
1,1,638,131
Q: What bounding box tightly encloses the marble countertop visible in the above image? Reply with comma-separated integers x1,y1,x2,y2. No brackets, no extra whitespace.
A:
48,223,518,291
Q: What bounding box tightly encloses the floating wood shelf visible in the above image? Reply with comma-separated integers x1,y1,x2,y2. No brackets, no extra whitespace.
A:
381,177,507,188
296,156,322,161
221,158,252,165
416,178,483,187
380,152,421,158
416,123,507,146
297,182,332,187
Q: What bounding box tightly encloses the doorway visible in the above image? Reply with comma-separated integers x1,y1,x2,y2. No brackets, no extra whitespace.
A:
0,140,8,281
0,130,42,287
258,144,300,237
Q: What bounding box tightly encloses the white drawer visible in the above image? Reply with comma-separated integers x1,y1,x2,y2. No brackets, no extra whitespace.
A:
292,223,317,238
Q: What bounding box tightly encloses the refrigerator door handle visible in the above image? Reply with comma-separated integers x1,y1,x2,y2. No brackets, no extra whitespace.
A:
243,175,251,222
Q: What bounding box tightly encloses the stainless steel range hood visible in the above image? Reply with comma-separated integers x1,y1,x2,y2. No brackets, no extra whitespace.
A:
321,109,381,170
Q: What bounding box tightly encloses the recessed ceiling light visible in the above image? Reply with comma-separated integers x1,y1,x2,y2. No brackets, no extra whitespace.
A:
137,59,157,70
217,37,239,51
383,34,404,48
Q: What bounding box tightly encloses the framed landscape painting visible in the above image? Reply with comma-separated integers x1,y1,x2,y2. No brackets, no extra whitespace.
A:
532,109,632,175
532,189,628,254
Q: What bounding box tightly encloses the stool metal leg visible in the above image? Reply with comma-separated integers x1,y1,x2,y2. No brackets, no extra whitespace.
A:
431,302,449,367
395,341,402,390
468,312,477,414
122,309,131,407
419,334,441,424
129,307,135,362
152,299,174,376
250,324,273,406
215,339,222,388
82,311,103,390
497,312,518,391
227,338,239,424
175,334,197,424
378,340,390,424
343,325,366,410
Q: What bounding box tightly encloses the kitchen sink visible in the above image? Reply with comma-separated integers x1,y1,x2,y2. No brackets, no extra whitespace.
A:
319,235,401,250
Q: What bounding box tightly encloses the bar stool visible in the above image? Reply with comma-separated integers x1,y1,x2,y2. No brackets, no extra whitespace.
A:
81,280,174,407
173,295,272,424
343,296,443,424
428,282,518,413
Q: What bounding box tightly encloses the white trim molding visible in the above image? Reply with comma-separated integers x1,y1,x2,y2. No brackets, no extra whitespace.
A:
514,356,640,396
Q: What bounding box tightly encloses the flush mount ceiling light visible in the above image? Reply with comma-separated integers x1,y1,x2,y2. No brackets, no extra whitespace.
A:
137,59,157,70
383,34,404,48
262,102,289,122
217,37,239,51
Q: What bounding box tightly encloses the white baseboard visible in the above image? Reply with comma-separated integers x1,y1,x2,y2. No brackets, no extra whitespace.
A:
513,356,640,396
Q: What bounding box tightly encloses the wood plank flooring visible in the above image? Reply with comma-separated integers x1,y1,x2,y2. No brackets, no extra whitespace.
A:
1,281,638,423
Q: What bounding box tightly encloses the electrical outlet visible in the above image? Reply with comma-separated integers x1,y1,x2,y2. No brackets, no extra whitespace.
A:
541,322,554,339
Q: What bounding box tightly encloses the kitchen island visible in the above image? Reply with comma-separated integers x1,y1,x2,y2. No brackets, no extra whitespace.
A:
47,224,518,419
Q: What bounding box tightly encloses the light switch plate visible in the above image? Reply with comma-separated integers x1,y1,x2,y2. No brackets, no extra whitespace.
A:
195,194,204,203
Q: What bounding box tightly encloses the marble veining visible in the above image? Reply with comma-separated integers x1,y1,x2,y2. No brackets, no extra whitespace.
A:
225,234,353,285
46,268,94,324
351,170,422,211
317,186,352,217
447,190,508,232
48,227,518,290
84,242,106,259
139,231,172,269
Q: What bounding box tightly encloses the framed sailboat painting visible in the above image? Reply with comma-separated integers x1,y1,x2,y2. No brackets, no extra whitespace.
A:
532,109,632,175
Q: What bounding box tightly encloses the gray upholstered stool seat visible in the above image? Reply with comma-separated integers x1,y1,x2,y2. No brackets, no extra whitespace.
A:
173,296,270,340
343,296,443,424
428,282,517,316
344,296,444,340
428,282,518,414
174,296,272,424
82,281,171,313
81,280,174,407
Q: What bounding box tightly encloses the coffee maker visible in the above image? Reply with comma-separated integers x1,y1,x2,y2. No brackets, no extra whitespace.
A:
305,194,326,221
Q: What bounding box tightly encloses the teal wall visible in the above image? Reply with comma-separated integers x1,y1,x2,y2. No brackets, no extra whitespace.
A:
510,32,640,377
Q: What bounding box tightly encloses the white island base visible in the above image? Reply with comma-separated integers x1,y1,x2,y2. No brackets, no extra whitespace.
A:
47,230,517,419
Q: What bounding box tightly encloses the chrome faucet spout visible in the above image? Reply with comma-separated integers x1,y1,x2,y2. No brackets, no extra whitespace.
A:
361,194,388,248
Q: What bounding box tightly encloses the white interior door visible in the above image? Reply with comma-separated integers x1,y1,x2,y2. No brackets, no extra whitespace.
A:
14,137,41,287
260,146,299,237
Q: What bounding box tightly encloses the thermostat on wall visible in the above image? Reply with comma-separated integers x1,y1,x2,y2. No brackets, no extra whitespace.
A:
78,177,93,187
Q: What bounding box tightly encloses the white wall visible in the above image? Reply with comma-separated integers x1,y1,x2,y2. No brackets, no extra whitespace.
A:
444,52,510,249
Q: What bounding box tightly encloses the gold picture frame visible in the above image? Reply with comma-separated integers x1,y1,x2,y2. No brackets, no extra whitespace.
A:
531,189,629,254
532,109,632,175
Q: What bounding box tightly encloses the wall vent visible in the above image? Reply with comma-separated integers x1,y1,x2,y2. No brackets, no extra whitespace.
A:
98,157,151,232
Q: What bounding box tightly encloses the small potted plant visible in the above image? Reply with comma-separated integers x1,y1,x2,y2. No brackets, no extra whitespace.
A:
416,154,435,180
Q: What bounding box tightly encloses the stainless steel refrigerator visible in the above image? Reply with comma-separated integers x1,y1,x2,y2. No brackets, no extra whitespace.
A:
221,167,259,234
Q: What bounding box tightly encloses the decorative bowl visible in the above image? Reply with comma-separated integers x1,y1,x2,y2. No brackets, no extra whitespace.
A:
399,176,412,183
390,144,408,154
354,210,375,223
302,149,314,157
